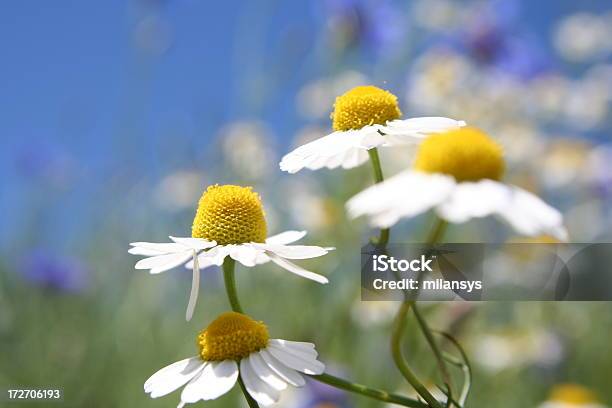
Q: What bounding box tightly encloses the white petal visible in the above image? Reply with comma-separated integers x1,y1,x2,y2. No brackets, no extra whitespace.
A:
246,353,287,391
180,360,238,403
279,128,383,173
267,253,329,284
268,339,318,359
144,357,204,398
185,251,200,322
347,171,456,228
128,247,166,256
253,243,332,260
436,180,568,240
269,339,316,349
339,146,370,169
259,350,305,387
229,244,264,267
240,359,280,406
129,242,186,254
381,117,466,145
265,230,307,245
184,254,216,270
135,251,192,274
267,344,325,375
496,185,568,241
169,236,217,250
436,180,510,223
198,245,231,266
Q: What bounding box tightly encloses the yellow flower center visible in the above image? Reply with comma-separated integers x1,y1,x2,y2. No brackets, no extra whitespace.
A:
192,185,267,245
414,127,505,182
550,384,599,405
331,85,402,131
198,312,269,361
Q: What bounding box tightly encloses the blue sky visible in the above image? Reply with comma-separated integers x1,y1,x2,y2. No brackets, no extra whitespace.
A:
0,0,608,250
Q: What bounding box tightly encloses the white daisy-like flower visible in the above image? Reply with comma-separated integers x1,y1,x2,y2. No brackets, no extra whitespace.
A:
129,185,333,320
144,311,325,407
538,384,607,408
347,127,568,241
280,85,466,173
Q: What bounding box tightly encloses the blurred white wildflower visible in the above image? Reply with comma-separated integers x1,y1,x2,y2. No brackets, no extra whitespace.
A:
219,121,276,180
133,14,173,55
553,13,612,62
154,170,205,211
564,79,609,130
583,64,612,103
528,74,572,120
585,144,612,197
473,329,564,373
281,177,335,232
412,0,464,31
351,299,398,328
407,50,474,116
495,123,545,164
563,200,606,241
296,70,368,120
539,139,591,189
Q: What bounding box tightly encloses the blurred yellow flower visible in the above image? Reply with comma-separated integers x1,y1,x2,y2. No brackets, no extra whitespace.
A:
539,384,607,408
348,127,568,240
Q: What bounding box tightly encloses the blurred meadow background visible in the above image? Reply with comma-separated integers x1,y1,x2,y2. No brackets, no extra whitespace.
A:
1,0,611,407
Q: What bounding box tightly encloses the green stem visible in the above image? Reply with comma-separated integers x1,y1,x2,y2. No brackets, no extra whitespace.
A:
311,373,429,408
368,148,385,183
368,148,389,247
390,217,449,408
223,260,257,406
412,303,452,390
391,302,443,408
410,218,452,390
426,218,448,246
223,258,243,313
238,375,259,408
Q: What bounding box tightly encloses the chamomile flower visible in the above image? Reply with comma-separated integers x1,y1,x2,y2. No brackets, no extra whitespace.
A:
280,85,466,173
347,127,568,241
538,384,607,408
129,185,333,320
144,312,325,407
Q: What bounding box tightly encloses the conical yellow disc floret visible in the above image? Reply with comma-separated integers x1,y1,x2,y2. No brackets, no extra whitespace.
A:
192,185,267,245
331,85,402,131
549,384,599,404
414,127,505,182
198,312,269,361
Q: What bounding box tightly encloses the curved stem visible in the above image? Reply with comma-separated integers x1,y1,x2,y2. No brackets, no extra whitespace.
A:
412,303,452,390
391,302,443,408
238,375,259,408
311,373,428,408
414,218,451,389
368,146,440,405
223,258,243,313
390,217,449,408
